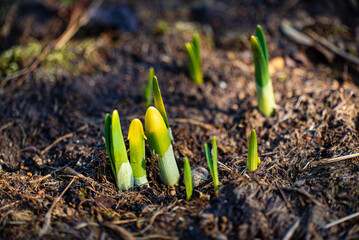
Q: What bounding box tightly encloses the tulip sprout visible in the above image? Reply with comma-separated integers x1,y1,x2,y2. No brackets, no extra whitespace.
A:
185,33,203,84
145,107,180,186
128,119,148,186
104,110,134,190
247,129,261,171
153,76,173,140
250,25,275,116
142,67,154,107
183,157,193,201
204,137,219,191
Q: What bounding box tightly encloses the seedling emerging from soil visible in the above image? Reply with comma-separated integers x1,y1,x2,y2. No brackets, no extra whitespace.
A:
251,25,275,117
153,76,173,140
145,107,180,186
128,118,148,186
104,110,134,190
142,67,154,107
204,137,219,191
247,129,261,171
185,33,203,84
183,157,193,201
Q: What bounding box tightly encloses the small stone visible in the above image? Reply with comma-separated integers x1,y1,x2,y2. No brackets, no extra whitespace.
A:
294,180,305,187
215,233,228,240
219,81,227,89
191,167,209,187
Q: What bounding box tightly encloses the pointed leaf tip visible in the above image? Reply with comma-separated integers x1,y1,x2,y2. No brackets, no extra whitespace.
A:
128,118,146,140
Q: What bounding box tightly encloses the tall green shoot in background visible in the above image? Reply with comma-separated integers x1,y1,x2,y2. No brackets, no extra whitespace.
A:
205,137,219,191
142,67,154,107
247,129,261,171
104,110,134,190
251,25,275,116
145,107,180,186
185,33,203,84
128,119,148,186
153,76,173,140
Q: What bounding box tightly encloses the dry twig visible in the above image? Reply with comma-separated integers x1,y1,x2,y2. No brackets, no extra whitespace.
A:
324,212,359,229
39,178,76,238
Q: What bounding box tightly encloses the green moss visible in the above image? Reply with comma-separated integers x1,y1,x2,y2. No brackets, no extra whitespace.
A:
0,38,103,77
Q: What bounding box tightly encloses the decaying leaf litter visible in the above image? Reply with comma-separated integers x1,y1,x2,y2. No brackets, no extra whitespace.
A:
1,0,359,239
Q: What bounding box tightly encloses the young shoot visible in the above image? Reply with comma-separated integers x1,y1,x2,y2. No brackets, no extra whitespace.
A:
153,76,173,140
104,110,134,190
183,157,193,201
145,107,180,186
142,67,154,107
247,129,261,171
185,33,203,84
250,25,275,117
128,119,148,186
204,137,219,191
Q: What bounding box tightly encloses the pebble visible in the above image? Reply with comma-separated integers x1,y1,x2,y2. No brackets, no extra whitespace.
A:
219,81,227,89
191,167,209,187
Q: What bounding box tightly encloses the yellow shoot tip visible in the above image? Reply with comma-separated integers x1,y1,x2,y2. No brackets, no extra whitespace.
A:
145,107,168,135
128,118,147,141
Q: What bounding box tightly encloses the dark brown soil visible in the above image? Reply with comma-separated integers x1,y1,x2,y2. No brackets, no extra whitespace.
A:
1,1,359,239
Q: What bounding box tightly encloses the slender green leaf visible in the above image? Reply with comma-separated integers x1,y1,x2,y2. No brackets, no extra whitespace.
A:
204,143,213,177
250,36,269,87
143,67,154,106
183,157,193,201
212,137,219,191
104,113,115,175
256,25,269,65
185,43,196,81
192,33,201,68
185,35,203,84
153,76,170,128
247,129,258,171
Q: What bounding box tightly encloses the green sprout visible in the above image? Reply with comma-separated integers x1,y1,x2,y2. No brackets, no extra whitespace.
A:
104,110,134,190
153,76,173,140
183,157,193,201
142,67,154,107
185,33,203,84
128,119,148,186
145,107,180,186
204,137,219,191
250,25,275,117
247,129,261,171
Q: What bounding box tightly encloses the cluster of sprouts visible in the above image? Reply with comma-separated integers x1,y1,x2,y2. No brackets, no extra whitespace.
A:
104,26,275,198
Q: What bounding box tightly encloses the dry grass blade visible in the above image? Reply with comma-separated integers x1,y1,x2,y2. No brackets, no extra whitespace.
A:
324,212,359,229
104,222,135,240
0,122,14,132
320,153,359,164
282,218,300,240
39,178,76,238
41,133,74,155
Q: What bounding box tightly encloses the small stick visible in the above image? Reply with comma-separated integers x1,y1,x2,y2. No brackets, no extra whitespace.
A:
137,235,178,240
324,212,359,229
282,218,300,240
29,167,66,184
320,153,359,164
0,201,18,211
0,122,14,132
41,133,74,155
39,178,76,237
104,223,135,240
111,219,138,225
